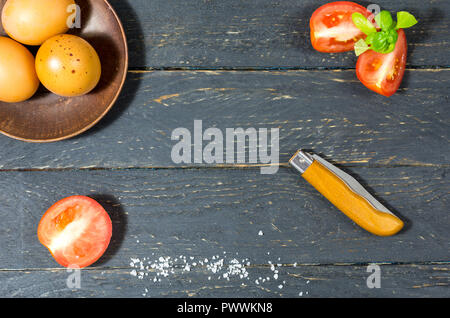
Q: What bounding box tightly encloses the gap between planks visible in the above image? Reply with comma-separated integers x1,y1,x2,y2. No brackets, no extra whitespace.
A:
0,162,449,173
127,66,450,73
1,261,448,272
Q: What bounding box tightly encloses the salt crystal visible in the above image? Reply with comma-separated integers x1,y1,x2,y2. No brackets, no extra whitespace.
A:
129,249,312,297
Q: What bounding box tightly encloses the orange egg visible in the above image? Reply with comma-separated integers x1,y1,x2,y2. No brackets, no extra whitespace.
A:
36,34,102,97
1,0,76,46
0,36,39,103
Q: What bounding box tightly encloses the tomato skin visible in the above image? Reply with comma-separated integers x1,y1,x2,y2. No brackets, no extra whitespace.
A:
37,196,112,268
356,29,407,97
310,1,371,53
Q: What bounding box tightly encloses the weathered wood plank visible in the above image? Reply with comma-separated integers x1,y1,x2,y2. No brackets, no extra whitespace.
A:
0,166,448,270
0,264,448,297
110,0,450,68
0,69,448,169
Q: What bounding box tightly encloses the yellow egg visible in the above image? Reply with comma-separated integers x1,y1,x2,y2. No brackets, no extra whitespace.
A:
1,0,76,46
0,36,39,103
35,34,102,97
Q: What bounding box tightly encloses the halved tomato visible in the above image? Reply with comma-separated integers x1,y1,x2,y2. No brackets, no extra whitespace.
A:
37,196,112,268
310,1,371,53
356,29,407,97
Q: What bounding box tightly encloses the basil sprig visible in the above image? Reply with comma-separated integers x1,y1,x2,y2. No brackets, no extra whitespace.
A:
352,10,418,56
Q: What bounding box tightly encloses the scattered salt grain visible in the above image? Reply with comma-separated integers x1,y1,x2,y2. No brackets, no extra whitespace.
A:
129,242,311,296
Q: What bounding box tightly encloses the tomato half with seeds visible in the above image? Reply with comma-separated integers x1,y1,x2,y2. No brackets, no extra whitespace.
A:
356,29,407,97
310,1,371,53
37,196,112,268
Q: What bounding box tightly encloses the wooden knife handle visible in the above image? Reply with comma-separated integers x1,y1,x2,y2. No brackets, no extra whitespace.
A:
302,160,404,236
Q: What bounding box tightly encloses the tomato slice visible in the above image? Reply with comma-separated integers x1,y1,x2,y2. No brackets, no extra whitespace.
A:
37,196,112,268
310,1,371,53
356,29,407,97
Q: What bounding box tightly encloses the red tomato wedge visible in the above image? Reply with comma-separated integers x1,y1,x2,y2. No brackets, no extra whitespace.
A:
37,196,112,268
356,29,407,97
310,1,371,53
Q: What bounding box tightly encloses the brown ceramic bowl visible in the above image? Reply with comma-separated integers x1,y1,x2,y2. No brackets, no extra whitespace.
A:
0,0,128,142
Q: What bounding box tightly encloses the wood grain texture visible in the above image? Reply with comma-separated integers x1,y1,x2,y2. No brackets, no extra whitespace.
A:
0,265,448,297
109,0,450,69
0,69,448,169
0,0,448,298
0,167,447,270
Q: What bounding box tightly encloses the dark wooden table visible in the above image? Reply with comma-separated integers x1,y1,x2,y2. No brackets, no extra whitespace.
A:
0,0,448,298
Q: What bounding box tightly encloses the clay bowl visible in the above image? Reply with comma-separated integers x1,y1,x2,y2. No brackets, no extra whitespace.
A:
0,0,128,142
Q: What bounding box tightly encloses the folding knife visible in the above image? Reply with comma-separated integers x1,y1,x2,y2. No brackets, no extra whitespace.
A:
290,150,404,236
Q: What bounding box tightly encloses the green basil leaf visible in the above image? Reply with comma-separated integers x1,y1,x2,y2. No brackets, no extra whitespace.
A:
396,11,418,29
383,42,396,54
375,11,395,30
365,33,376,45
354,39,370,56
352,12,377,35
387,29,398,44
371,32,390,53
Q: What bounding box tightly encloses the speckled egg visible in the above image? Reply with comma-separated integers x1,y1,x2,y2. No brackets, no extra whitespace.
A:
35,34,102,97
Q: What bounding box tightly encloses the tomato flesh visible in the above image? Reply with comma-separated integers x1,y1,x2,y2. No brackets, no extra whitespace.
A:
37,196,112,268
310,1,371,53
356,29,407,97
